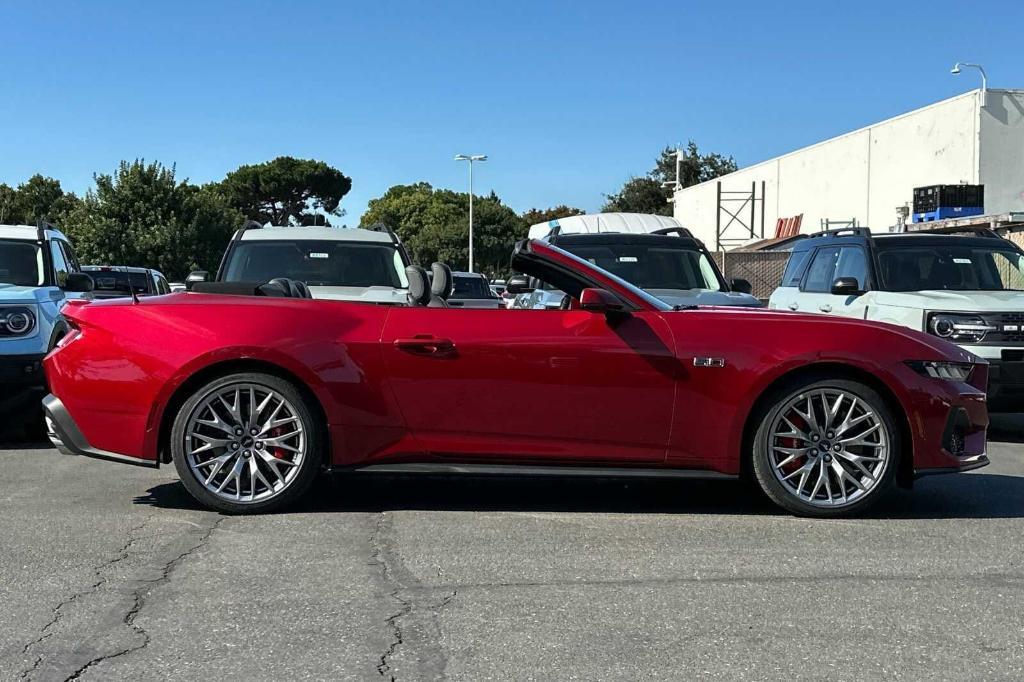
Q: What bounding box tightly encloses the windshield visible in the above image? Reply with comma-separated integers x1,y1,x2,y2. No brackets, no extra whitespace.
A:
877,243,1024,292
223,240,408,288
0,240,44,287
452,275,495,298
560,243,724,292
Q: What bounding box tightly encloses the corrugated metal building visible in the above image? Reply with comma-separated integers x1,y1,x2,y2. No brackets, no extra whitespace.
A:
672,89,1024,248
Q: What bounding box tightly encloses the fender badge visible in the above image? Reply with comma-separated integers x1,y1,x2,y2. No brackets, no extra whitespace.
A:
693,357,726,368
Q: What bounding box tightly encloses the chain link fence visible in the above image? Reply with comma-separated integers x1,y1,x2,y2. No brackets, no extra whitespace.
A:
712,251,790,302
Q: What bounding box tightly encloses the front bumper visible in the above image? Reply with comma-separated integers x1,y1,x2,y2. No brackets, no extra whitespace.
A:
0,353,47,412
42,394,158,468
985,358,1024,412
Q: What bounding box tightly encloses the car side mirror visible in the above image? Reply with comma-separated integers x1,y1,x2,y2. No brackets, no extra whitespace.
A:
62,272,94,293
186,271,209,291
729,277,753,295
579,288,626,314
831,276,863,296
505,275,534,295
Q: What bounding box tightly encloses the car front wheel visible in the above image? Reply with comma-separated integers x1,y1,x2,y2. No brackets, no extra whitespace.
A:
170,372,323,513
751,378,899,517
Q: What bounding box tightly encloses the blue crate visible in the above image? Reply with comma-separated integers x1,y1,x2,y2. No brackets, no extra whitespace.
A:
912,205,985,223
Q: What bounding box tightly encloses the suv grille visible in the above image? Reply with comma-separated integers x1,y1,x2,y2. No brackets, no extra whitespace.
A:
977,312,1024,345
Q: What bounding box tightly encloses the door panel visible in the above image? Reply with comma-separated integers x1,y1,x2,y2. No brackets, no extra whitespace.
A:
380,308,679,463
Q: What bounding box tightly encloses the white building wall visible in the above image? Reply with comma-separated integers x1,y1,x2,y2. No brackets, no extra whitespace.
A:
673,90,1024,249
980,90,1024,213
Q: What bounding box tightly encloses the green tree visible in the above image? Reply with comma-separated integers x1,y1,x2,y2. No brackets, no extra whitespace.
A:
602,176,673,216
361,183,526,278
520,205,585,227
65,160,242,280
603,140,737,215
0,175,80,225
218,156,352,225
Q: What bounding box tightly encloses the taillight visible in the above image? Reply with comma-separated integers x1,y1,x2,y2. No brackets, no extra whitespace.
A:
56,321,82,349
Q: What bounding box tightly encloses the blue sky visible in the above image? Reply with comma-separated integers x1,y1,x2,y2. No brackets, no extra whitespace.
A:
2,0,1022,224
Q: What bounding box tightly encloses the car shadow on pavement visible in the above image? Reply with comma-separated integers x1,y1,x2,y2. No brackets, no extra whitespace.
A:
134,471,1024,520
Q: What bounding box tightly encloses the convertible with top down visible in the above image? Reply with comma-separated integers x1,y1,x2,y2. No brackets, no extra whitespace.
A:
42,239,989,516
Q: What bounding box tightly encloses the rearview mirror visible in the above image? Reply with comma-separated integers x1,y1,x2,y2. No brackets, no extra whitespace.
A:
579,288,625,314
505,275,533,295
831,276,863,296
729,277,752,295
63,272,94,293
186,271,209,291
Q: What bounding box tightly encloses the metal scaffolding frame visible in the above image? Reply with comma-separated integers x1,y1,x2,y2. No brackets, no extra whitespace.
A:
716,181,766,251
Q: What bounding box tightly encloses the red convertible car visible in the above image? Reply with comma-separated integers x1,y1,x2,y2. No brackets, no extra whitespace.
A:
42,239,988,516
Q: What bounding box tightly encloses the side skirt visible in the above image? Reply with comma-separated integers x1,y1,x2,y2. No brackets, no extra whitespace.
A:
336,462,736,480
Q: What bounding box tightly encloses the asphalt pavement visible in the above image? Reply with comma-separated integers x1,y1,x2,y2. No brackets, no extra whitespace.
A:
3,416,1024,681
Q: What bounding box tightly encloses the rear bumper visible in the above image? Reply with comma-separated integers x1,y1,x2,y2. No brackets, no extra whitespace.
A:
42,394,158,468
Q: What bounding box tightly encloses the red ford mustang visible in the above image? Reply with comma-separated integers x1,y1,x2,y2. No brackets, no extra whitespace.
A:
42,239,989,516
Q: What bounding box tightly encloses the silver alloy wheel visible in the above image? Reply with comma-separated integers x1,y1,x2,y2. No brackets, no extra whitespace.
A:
184,383,306,504
767,388,889,508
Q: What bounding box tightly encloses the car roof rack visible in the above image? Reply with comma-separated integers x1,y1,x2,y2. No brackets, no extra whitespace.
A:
36,218,58,243
802,227,874,240
233,219,264,242
365,221,404,247
903,224,1002,239
650,226,695,238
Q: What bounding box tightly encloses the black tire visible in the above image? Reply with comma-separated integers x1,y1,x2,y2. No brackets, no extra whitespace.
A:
751,377,900,518
171,372,323,513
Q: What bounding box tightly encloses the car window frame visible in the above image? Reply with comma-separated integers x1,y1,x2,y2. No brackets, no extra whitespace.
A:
832,244,872,292
799,246,841,293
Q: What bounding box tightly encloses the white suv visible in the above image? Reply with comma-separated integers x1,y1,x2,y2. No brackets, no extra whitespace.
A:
768,227,1024,411
190,222,411,304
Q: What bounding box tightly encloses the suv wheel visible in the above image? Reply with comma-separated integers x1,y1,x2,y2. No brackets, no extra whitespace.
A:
751,378,899,517
171,372,322,513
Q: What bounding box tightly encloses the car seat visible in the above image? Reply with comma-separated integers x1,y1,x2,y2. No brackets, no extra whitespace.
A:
405,265,432,306
429,262,452,308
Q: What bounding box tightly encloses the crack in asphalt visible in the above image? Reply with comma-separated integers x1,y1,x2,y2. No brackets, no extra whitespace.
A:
371,512,456,681
15,513,225,682
18,517,153,680
61,515,225,681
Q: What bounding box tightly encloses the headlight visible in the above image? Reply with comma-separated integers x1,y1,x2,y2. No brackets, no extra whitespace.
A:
906,360,975,381
927,313,995,343
0,307,36,336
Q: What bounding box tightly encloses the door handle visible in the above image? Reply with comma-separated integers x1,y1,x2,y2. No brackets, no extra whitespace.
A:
788,303,799,311
394,336,456,356
819,304,832,312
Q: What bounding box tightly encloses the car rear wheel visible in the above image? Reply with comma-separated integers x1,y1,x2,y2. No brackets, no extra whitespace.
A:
751,378,899,517
171,372,322,513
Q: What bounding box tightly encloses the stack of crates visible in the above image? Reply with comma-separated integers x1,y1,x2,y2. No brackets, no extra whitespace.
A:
912,184,984,222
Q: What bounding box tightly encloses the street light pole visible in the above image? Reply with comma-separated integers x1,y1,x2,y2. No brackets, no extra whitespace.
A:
454,154,487,272
951,62,988,99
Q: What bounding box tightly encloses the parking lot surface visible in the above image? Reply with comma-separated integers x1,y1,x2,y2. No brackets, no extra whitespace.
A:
3,417,1024,681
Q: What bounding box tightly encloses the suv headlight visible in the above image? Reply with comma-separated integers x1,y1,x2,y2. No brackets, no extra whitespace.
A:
927,313,995,343
0,307,36,336
906,360,975,381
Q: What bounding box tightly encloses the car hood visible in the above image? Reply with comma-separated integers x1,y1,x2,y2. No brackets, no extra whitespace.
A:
0,284,59,305
692,306,979,364
872,289,1024,311
648,289,763,308
308,285,408,304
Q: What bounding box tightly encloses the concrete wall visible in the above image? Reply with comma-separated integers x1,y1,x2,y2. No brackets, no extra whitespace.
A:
981,90,1024,214
672,90,1024,248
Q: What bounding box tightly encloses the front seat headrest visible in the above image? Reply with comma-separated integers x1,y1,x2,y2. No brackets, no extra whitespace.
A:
430,262,453,301
405,265,431,306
